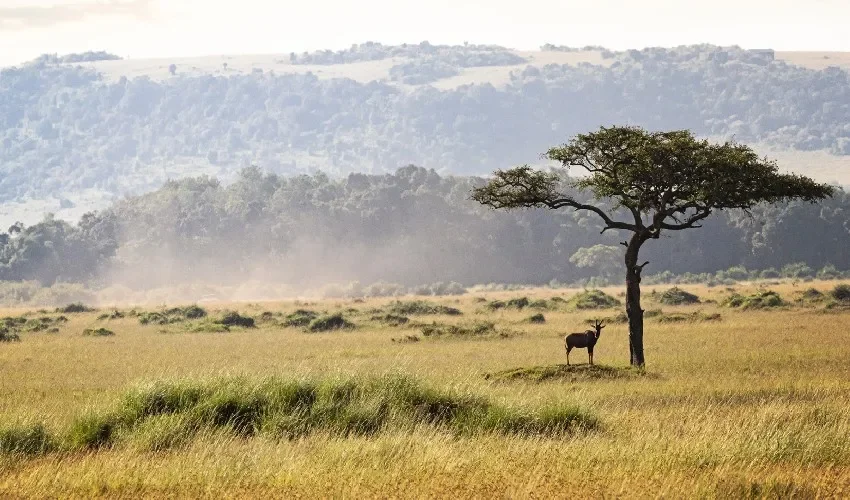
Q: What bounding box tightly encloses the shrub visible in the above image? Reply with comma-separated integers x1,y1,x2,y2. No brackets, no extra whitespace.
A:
566,290,621,309
830,284,850,302
781,262,814,279
797,288,826,304
817,264,842,280
759,268,781,279
215,311,255,328
718,265,749,281
283,309,319,327
371,314,410,326
139,305,208,325
57,303,94,313
658,287,700,305
506,297,530,309
97,310,125,320
656,312,722,323
388,300,462,316
82,328,115,337
308,313,354,332
0,423,55,456
526,313,545,324
68,414,117,449
723,290,783,309
419,321,516,338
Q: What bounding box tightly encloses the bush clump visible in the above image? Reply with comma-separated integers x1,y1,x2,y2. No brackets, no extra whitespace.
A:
37,375,597,453
0,328,21,342
566,290,621,310
215,311,255,328
388,300,462,316
308,313,354,332
371,314,410,326
56,303,95,313
658,287,700,305
139,305,208,325
830,284,850,302
97,310,126,320
0,423,55,456
283,309,319,327
526,313,546,324
656,312,722,323
82,328,115,337
723,290,784,309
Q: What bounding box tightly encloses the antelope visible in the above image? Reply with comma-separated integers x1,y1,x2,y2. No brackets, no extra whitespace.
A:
565,319,605,366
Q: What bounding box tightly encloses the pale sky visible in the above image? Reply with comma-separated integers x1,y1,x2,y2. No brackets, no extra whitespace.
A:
1,0,849,67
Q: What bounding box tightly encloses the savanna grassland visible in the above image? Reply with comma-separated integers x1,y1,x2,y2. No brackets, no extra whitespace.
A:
1,281,849,498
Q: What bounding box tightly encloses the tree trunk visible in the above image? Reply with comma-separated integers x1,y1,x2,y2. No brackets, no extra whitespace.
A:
625,233,648,367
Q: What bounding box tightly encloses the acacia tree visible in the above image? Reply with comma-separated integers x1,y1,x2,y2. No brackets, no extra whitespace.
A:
471,126,834,366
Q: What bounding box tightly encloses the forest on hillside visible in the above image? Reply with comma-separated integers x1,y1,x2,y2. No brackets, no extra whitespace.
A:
1,166,848,291
1,44,849,205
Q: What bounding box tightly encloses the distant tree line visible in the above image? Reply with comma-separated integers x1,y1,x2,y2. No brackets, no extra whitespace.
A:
0,166,847,288
1,44,848,205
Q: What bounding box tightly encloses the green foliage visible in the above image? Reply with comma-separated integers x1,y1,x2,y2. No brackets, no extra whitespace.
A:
656,312,722,323
139,305,208,325
82,328,115,337
830,284,850,302
781,262,815,279
215,311,255,328
0,327,21,342
723,291,784,309
566,290,621,310
370,314,410,326
307,313,354,332
485,364,646,383
57,303,95,313
283,309,319,327
7,376,597,454
658,287,701,305
526,313,546,324
388,301,462,316
0,423,55,456
420,321,499,338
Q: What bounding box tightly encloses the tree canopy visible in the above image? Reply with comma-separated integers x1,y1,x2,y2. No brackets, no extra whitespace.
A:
472,127,835,365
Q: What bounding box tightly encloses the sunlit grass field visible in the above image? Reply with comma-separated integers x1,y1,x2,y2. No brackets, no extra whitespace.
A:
1,281,849,498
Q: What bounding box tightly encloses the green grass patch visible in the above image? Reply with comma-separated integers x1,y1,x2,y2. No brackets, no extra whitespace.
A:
4,376,597,455
371,314,410,326
56,303,95,313
0,423,56,456
656,311,722,323
723,290,784,309
307,313,354,332
139,305,208,325
526,313,546,324
283,309,319,327
657,287,700,305
215,311,255,328
566,290,621,310
388,300,462,316
484,364,649,383
82,327,115,337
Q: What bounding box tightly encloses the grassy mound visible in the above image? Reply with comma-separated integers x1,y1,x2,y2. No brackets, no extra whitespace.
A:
56,303,95,313
418,321,518,339
526,313,546,324
82,328,115,337
830,284,850,302
566,290,621,310
308,313,354,332
0,327,21,342
97,310,126,320
0,423,55,456
215,311,255,328
371,314,410,326
283,309,319,327
1,315,67,336
658,287,700,305
656,312,722,323
388,300,462,316
485,364,647,383
139,305,208,325
5,376,597,454
723,290,784,309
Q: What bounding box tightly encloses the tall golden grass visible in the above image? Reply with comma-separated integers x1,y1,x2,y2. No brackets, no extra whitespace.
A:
1,281,848,497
